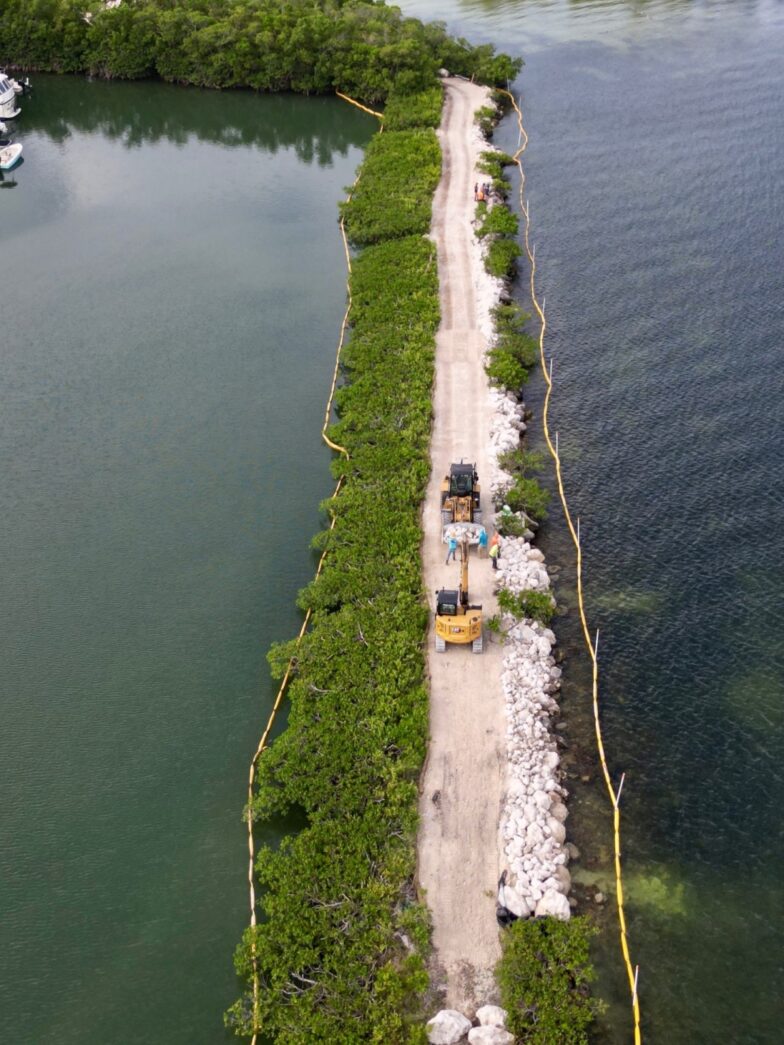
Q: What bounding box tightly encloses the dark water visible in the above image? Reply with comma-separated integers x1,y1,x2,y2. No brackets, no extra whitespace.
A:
0,76,374,1043
401,0,784,1040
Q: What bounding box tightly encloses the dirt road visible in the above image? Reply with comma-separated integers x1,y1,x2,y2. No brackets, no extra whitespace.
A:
417,78,505,1014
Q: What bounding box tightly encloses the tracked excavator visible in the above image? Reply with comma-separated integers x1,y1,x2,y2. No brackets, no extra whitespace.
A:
434,536,483,653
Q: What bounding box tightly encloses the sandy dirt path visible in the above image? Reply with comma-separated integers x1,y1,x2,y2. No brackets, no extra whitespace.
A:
417,78,505,1014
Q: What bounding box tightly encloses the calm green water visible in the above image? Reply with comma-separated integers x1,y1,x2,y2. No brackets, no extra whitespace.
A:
0,76,374,1043
399,0,784,1041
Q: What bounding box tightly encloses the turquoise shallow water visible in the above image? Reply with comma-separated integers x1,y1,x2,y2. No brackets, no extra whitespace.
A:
406,0,784,1039
0,76,374,1044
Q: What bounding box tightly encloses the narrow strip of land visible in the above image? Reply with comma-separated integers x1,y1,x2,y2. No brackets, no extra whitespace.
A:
418,78,505,1014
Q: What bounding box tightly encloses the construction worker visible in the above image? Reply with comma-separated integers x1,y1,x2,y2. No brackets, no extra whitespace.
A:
446,536,458,564
489,541,500,570
489,531,501,570
477,526,488,558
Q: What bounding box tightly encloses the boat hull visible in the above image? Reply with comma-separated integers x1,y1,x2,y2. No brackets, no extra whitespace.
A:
0,143,23,170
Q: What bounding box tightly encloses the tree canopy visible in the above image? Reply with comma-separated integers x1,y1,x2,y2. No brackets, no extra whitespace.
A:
1,0,522,103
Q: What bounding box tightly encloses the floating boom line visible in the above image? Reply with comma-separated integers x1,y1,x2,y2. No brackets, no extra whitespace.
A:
498,86,643,1045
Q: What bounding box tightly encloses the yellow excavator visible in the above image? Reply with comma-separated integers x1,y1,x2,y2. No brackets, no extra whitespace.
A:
440,461,481,527
435,536,483,653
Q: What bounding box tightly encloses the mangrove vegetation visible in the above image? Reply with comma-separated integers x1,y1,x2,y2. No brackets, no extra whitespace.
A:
1,0,521,104
227,87,442,1041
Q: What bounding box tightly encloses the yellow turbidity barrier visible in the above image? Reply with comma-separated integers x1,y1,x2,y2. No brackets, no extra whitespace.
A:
244,93,382,1043
497,87,643,1044
336,91,384,120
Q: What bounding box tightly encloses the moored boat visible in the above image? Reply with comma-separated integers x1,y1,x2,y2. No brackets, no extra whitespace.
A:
0,142,23,170
0,73,21,118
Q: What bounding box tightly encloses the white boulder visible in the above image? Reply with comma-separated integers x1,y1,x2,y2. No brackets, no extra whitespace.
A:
548,818,567,845
535,889,572,921
503,888,531,919
476,1005,508,1028
427,1009,472,1044
468,1028,514,1045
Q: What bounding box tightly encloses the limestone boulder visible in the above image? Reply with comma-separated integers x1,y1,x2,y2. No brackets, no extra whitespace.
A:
535,889,572,921
476,1005,508,1028
547,818,567,845
555,865,572,892
427,1009,472,1044
468,1027,515,1045
503,887,531,919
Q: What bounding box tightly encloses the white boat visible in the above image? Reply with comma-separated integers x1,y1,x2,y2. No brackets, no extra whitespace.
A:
0,74,21,119
0,142,22,170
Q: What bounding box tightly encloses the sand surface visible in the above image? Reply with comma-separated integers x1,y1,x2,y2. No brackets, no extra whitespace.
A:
417,78,505,1014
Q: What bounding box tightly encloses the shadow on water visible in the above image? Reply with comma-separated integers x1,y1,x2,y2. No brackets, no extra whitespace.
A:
0,161,22,186
22,73,373,164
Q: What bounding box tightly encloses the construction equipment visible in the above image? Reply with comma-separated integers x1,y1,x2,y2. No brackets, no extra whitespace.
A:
440,461,481,527
435,537,483,653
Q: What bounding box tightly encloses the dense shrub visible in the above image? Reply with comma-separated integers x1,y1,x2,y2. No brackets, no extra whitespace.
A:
503,475,550,522
340,130,441,245
475,104,497,138
384,85,443,131
473,142,521,279
497,587,555,626
492,303,540,369
485,304,539,392
0,0,521,103
475,202,519,239
498,448,546,477
485,350,528,391
477,150,514,198
496,449,549,525
485,237,522,279
496,917,602,1044
478,150,515,177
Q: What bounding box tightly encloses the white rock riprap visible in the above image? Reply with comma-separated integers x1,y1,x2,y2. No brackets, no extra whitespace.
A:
492,517,571,919
471,138,571,922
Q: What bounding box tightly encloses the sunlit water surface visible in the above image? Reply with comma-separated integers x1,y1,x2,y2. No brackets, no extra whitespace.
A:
396,1,783,1041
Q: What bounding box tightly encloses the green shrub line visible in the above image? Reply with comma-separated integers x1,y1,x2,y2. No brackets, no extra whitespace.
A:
485,302,540,394
227,88,443,1041
384,85,444,131
474,147,523,280
0,0,521,104
497,917,604,1044
340,130,442,246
